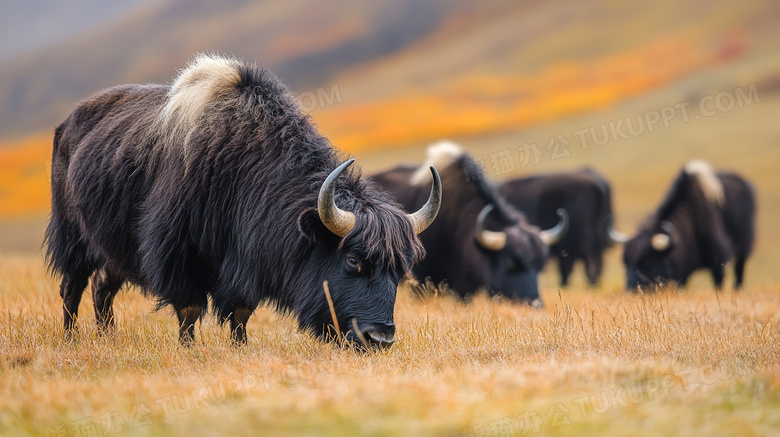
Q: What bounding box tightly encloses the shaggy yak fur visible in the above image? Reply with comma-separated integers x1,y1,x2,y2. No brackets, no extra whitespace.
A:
623,160,755,291
45,54,427,346
371,141,551,306
500,168,621,287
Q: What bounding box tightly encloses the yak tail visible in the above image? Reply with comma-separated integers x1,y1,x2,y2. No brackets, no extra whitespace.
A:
43,124,90,277
43,124,64,273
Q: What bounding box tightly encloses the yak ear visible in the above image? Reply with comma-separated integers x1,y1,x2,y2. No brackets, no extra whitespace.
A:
298,208,340,245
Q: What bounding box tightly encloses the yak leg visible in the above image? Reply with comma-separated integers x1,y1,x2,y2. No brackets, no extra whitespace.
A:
711,264,725,291
176,305,202,346
584,254,604,287
60,270,90,336
92,269,124,333
557,255,575,288
733,257,747,291
229,307,252,345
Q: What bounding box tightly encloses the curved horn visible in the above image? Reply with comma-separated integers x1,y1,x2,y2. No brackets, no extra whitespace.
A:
539,208,569,246
318,159,357,237
604,213,630,244
651,234,671,251
475,204,507,251
406,166,442,235
651,220,673,251
608,227,631,244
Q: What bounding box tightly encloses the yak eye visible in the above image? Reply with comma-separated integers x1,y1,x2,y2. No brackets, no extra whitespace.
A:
346,255,361,271
506,258,518,271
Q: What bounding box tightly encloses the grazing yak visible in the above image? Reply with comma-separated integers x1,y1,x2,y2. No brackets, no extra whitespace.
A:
371,141,567,306
45,54,442,347
623,160,755,291
499,168,627,287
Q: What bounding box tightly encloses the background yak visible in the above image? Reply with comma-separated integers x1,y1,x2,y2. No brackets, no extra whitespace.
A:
499,168,627,287
371,141,567,306
623,160,755,291
45,54,441,347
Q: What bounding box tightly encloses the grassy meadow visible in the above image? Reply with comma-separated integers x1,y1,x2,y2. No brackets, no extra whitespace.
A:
2,29,780,437
1,255,779,436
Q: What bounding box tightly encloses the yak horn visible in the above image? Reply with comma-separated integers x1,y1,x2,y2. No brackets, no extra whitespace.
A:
608,228,630,244
539,208,569,246
651,234,671,251
406,166,442,235
605,214,630,244
318,159,357,237
475,204,507,251
651,221,673,251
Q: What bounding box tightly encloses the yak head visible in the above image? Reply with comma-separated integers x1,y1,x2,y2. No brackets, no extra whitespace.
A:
622,219,683,291
295,160,441,348
473,204,568,307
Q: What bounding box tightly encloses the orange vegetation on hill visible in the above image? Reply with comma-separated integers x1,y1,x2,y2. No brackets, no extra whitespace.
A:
0,33,743,219
0,134,52,219
316,33,743,153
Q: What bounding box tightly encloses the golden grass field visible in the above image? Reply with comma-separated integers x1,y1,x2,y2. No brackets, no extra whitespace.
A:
1,34,780,437
1,255,779,436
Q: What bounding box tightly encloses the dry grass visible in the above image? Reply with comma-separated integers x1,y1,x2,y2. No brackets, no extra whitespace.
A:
1,254,778,436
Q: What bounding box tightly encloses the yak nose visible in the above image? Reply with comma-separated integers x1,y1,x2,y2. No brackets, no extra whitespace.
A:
362,324,395,349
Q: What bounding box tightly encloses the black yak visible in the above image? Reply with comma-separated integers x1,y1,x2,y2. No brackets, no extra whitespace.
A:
499,168,627,287
45,54,442,347
371,141,567,306
623,160,755,291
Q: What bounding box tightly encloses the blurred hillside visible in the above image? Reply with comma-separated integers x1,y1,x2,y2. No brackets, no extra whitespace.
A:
0,0,497,138
0,0,152,62
1,0,778,140
0,0,779,286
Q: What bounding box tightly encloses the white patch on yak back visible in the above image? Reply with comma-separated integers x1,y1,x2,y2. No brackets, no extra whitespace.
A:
410,140,465,185
153,53,242,156
685,160,725,206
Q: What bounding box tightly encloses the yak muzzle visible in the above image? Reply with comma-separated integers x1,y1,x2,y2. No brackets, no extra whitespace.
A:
360,323,396,349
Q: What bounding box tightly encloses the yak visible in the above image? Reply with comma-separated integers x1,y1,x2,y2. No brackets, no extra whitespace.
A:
499,168,627,287
623,160,755,291
371,141,567,306
44,54,442,347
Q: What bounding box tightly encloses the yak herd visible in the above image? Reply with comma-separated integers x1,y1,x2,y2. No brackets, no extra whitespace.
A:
44,54,756,347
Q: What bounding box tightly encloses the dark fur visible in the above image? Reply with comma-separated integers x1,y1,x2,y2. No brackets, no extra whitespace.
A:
371,156,548,304
623,167,755,291
45,56,424,345
500,168,617,287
